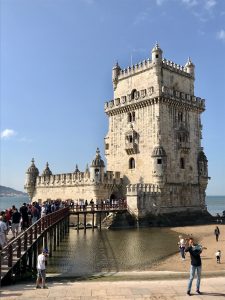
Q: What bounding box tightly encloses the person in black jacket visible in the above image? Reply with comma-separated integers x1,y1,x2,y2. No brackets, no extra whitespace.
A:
11,208,21,238
185,237,204,296
214,226,220,242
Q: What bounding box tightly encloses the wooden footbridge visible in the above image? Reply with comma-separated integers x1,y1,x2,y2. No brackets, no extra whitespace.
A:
0,202,127,286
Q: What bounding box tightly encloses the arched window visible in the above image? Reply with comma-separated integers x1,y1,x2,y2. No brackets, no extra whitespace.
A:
129,158,135,169
95,168,100,175
128,111,135,122
128,112,132,122
131,89,137,100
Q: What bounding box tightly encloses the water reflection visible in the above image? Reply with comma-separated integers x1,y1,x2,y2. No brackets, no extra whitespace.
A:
47,228,178,276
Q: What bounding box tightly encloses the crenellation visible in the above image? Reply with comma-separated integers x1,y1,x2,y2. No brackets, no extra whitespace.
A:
104,86,205,115
117,58,152,80
162,58,192,77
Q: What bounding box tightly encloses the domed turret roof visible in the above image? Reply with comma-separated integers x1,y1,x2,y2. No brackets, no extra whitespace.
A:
91,148,105,167
151,146,166,157
42,162,52,176
152,42,162,53
198,151,207,162
185,57,195,68
26,158,39,176
74,164,80,173
112,61,121,70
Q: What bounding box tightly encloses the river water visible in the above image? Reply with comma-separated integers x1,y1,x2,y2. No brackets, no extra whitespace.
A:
47,227,179,276
0,195,224,275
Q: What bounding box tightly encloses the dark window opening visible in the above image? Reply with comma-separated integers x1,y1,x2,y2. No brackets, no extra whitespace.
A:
131,89,137,100
157,159,162,164
128,111,135,122
95,168,100,175
129,135,133,143
128,112,132,122
156,54,159,58
129,158,135,169
105,143,109,150
180,158,185,169
178,112,183,122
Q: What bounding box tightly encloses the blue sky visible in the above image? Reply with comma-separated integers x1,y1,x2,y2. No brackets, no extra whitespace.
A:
1,0,225,195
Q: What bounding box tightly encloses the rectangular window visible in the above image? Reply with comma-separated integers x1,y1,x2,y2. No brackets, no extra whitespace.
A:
180,158,185,169
157,159,162,164
105,143,109,150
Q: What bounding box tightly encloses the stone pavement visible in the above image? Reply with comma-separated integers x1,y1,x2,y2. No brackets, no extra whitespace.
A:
0,276,225,300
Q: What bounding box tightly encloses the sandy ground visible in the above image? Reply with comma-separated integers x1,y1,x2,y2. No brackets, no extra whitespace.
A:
150,224,225,272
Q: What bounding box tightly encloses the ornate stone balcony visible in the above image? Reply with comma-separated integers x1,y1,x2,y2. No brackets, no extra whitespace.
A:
178,141,190,153
125,141,138,155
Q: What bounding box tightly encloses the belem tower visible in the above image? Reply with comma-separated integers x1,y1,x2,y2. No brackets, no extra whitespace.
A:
25,43,210,224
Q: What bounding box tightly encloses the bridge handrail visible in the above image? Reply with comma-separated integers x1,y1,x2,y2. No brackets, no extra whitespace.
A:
1,206,69,272
69,202,127,212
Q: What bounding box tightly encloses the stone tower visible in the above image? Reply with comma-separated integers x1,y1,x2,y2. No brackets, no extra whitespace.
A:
104,43,209,219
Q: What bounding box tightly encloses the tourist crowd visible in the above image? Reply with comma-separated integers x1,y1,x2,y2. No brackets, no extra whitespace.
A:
0,199,70,250
0,198,126,250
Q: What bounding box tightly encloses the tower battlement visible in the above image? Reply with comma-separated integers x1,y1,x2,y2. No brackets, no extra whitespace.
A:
115,57,192,82
35,170,121,187
104,87,205,115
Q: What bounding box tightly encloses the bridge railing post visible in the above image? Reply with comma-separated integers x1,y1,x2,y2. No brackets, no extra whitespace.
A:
38,219,41,234
34,223,38,239
24,231,28,251
8,244,13,267
29,227,33,245
17,237,21,258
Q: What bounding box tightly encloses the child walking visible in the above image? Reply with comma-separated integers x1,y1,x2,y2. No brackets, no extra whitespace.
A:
215,250,221,264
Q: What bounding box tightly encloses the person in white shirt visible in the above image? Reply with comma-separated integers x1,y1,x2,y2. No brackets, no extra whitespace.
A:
36,249,49,289
215,250,221,263
0,216,7,250
178,235,186,260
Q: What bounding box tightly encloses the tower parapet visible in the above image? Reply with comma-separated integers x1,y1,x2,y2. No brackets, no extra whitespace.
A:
104,89,205,115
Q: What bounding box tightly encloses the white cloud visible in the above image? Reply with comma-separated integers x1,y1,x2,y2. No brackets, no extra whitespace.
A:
217,30,225,42
156,0,166,5
0,129,17,139
205,0,216,10
182,0,198,7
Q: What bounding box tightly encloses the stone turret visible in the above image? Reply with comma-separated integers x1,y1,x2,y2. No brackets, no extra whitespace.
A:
112,62,121,90
74,164,80,173
90,148,105,182
151,42,163,64
198,149,208,178
185,57,195,78
24,158,39,199
151,146,167,184
42,162,52,176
